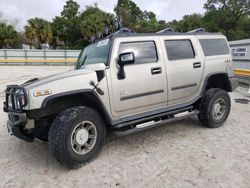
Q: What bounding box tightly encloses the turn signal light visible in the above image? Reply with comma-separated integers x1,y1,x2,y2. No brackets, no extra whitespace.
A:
33,89,52,97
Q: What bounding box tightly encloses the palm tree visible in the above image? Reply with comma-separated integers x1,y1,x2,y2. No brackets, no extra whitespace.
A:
24,18,53,49
0,21,20,48
24,26,35,49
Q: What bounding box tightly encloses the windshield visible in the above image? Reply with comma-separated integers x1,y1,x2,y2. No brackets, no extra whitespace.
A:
75,38,111,70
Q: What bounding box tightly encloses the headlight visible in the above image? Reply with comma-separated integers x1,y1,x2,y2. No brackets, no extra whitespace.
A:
6,86,28,111
15,89,26,109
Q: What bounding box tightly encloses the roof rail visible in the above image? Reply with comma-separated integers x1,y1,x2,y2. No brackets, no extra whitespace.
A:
157,28,176,33
114,27,135,34
187,28,206,33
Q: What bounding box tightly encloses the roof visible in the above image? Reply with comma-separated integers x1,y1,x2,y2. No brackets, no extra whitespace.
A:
112,31,223,38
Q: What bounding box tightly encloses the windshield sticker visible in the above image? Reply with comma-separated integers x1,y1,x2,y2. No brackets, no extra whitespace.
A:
97,39,109,47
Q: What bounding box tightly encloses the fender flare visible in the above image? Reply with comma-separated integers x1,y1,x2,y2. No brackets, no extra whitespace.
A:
201,72,232,95
29,89,113,125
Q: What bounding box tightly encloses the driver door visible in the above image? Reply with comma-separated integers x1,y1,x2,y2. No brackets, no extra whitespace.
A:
107,37,168,118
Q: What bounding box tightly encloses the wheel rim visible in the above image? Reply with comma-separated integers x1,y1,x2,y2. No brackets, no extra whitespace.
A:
71,121,97,155
212,98,227,121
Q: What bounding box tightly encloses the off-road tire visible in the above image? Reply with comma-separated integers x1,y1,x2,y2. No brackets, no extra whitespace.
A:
198,88,231,128
48,106,106,169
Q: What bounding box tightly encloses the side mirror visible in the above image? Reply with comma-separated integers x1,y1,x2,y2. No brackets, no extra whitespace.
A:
117,52,135,80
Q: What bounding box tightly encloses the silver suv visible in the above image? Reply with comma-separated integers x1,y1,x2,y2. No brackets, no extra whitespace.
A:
3,30,238,168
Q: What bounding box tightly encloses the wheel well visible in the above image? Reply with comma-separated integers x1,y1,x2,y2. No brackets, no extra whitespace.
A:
29,92,112,127
193,73,232,109
205,74,232,92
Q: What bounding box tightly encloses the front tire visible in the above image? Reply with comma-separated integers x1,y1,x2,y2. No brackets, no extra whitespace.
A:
198,88,231,128
48,106,106,169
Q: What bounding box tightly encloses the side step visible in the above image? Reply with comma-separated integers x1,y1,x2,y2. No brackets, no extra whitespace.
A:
112,110,199,137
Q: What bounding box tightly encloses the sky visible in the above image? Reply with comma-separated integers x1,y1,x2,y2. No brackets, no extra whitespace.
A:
0,0,207,30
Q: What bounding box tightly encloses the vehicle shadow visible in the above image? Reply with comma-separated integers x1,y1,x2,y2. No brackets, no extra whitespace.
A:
1,116,206,172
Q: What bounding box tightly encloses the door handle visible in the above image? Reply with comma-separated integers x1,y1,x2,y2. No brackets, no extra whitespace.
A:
151,67,162,75
193,62,201,69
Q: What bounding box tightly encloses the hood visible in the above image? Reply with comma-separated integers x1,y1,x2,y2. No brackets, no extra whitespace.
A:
23,68,95,90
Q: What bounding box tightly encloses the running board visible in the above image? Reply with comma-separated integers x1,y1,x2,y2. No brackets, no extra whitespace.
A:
112,110,199,137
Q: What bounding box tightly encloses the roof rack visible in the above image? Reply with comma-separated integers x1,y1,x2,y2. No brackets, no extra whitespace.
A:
90,20,136,43
157,28,176,33
114,27,135,34
187,28,206,33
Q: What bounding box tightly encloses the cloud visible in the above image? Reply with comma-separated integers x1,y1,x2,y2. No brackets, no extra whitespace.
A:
0,0,206,30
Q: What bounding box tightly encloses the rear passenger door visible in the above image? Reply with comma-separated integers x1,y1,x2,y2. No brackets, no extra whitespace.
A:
107,38,168,118
162,37,204,105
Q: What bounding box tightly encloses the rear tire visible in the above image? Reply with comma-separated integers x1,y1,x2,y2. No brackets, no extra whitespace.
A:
48,106,106,169
198,88,231,128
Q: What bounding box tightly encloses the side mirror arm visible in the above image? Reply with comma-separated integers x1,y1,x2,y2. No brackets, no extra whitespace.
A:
117,64,125,80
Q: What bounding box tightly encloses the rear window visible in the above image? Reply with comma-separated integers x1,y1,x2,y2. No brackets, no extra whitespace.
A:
165,40,195,60
199,39,230,56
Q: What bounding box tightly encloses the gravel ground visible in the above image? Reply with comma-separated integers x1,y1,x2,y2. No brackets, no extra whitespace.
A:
0,66,249,188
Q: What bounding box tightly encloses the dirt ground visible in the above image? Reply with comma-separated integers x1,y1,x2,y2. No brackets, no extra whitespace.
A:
0,66,249,188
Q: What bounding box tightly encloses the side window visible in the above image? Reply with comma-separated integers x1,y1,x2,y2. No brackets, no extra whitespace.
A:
165,40,195,60
118,41,158,64
199,39,230,56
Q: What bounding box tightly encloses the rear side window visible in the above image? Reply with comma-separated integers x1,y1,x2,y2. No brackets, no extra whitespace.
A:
165,40,195,60
199,39,230,56
118,41,158,64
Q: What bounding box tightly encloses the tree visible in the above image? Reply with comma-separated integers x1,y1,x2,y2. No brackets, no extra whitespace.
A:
51,0,82,49
203,0,250,40
175,14,204,32
204,0,250,16
51,16,67,48
114,0,143,28
0,21,20,48
61,0,80,19
80,6,115,40
24,18,53,49
114,0,168,33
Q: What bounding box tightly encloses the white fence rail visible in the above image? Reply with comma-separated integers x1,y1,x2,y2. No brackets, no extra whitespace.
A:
0,49,81,65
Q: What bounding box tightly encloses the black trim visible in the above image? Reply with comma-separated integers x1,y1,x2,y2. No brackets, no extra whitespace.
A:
120,89,164,101
113,106,194,129
41,89,92,107
112,110,199,136
7,112,33,142
230,43,250,47
232,59,250,62
41,89,113,125
171,83,197,91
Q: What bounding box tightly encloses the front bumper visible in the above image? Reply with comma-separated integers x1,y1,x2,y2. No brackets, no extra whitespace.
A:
229,77,239,91
7,112,34,142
